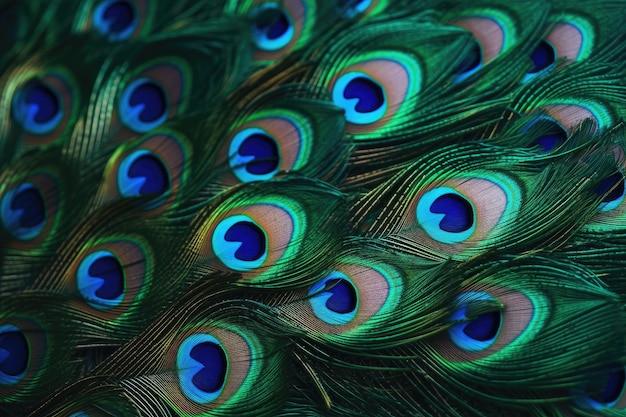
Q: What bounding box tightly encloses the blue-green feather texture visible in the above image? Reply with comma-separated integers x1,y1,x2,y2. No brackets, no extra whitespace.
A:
4,1,626,417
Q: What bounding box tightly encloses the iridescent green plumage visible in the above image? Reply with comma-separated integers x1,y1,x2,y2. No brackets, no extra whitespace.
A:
2,1,626,417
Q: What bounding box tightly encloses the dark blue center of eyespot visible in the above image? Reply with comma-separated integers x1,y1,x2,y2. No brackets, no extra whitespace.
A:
463,312,501,341
595,172,625,203
254,9,290,40
591,367,626,404
344,77,385,113
455,43,482,75
323,278,357,314
430,193,474,233
10,186,45,229
129,82,166,123
528,40,556,74
23,81,60,124
127,154,170,195
239,133,279,175
0,330,28,377
532,122,568,153
189,342,227,393
224,221,266,262
102,1,134,33
88,255,124,300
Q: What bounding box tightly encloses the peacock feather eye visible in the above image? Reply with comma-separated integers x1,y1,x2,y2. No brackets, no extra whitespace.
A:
93,0,138,41
595,171,625,212
523,116,569,153
453,41,483,83
0,325,29,386
119,78,168,133
577,365,626,411
211,214,269,272
199,195,313,286
12,80,63,135
591,367,626,408
117,150,170,198
281,257,403,343
360,170,524,260
448,292,502,352
102,132,187,212
0,183,46,241
524,39,556,80
114,60,190,138
545,15,595,63
449,9,517,65
0,318,49,401
219,109,316,186
79,0,151,41
533,124,568,153
76,250,125,310
537,100,614,136
68,239,150,321
0,173,60,248
10,70,79,146
250,3,295,52
416,187,477,244
245,0,312,62
327,51,422,134
432,281,550,365
228,127,281,182
168,324,272,414
177,334,228,404
308,271,358,326
332,72,387,125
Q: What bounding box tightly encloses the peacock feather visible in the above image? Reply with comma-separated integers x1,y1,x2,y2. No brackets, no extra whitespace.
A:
2,1,626,416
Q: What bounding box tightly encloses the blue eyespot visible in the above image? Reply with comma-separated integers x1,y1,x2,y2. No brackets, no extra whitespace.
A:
523,39,556,82
251,3,294,51
523,117,568,153
77,250,125,310
580,366,626,410
416,187,476,244
595,172,625,212
12,80,63,135
177,334,227,404
119,78,168,132
449,292,501,352
309,272,358,325
229,128,280,182
0,325,29,385
212,215,268,271
453,42,483,83
117,150,170,198
1,183,46,241
69,413,90,417
534,126,567,153
337,0,373,19
332,72,387,124
93,0,138,41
